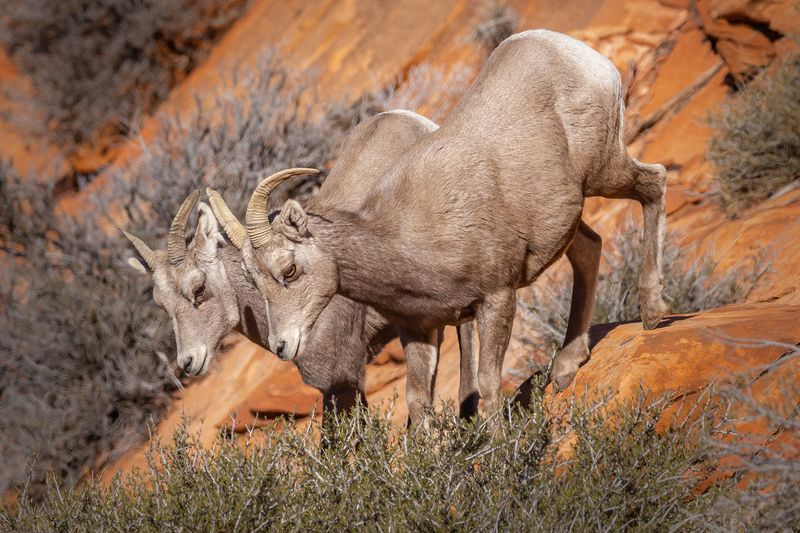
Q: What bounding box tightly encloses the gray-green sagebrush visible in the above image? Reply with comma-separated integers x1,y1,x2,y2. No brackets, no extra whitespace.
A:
6,390,799,532
0,0,250,148
709,49,800,215
0,54,382,498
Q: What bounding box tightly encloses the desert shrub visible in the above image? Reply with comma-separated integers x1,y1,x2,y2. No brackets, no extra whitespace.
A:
472,0,519,53
0,44,474,500
710,425,800,530
0,167,177,500
117,53,475,234
383,62,474,123
717,462,800,531
591,220,764,324
709,51,800,215
516,219,764,358
0,53,387,499
0,0,250,149
701,340,800,531
115,53,346,234
325,61,473,136
2,394,727,531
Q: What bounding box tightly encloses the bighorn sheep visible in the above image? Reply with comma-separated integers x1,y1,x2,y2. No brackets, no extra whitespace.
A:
237,30,668,422
124,110,478,416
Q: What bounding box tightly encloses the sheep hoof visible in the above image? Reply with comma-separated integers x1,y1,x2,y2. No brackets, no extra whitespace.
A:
551,369,577,392
641,297,668,330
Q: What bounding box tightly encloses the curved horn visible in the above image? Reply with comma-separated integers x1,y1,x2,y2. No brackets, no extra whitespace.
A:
206,187,247,249
122,230,159,271
245,168,319,248
167,190,200,266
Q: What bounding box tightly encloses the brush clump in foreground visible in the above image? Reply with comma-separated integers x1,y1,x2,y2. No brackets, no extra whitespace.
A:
0,54,372,499
4,389,798,532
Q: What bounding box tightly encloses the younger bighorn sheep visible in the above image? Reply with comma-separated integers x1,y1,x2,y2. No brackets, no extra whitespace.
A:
238,30,668,421
124,110,477,416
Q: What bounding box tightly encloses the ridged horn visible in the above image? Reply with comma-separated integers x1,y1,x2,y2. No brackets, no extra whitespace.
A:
206,187,246,249
245,168,319,248
122,230,159,271
167,190,200,266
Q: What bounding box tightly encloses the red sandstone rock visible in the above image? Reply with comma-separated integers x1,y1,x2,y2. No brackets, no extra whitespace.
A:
695,0,798,79
548,303,800,406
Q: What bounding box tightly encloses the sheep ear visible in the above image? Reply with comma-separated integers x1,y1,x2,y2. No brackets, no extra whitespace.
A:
127,257,149,275
193,202,224,256
278,200,309,242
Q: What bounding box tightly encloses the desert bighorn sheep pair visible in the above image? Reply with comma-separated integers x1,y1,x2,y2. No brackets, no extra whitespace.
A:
126,30,667,425
125,110,479,416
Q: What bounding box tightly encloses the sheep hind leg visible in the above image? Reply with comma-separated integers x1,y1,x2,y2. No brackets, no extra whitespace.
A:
586,158,668,330
550,221,602,391
632,160,669,330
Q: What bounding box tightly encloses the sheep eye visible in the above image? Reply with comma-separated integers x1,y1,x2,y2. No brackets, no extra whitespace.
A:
193,285,206,305
283,264,297,281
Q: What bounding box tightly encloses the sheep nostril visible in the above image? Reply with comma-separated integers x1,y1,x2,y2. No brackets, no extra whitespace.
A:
275,340,286,357
181,357,194,373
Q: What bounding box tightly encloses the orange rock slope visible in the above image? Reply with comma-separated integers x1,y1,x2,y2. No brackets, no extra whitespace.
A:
20,0,785,482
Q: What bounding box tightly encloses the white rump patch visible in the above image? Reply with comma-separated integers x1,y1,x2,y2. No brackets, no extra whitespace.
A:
381,109,439,132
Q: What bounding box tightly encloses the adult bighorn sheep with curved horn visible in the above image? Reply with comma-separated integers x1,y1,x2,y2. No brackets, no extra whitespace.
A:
124,110,478,416
237,30,668,423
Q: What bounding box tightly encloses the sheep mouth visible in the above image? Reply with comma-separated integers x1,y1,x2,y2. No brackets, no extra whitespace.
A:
198,352,211,375
185,351,210,376
280,333,303,361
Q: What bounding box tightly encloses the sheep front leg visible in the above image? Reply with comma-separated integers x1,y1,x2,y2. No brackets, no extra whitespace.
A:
476,289,516,413
457,321,479,418
401,327,442,427
322,384,366,415
550,221,602,391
